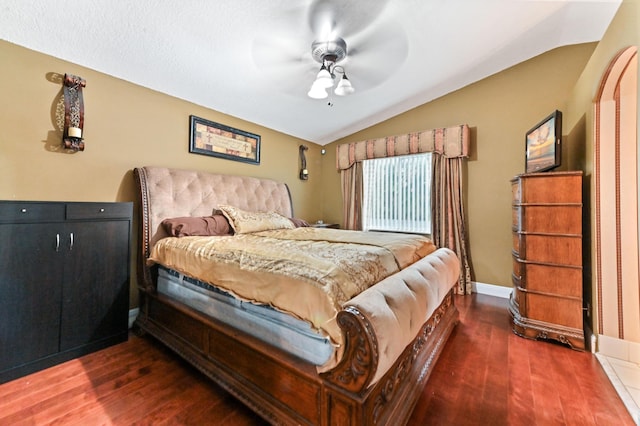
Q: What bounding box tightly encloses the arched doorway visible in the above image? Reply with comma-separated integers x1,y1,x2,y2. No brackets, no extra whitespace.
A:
593,46,639,345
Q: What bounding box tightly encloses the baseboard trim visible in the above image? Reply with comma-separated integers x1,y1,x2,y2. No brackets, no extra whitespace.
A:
128,308,139,329
472,281,512,299
598,334,640,364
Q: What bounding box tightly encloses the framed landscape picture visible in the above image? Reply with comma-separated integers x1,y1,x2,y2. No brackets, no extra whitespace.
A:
525,110,562,173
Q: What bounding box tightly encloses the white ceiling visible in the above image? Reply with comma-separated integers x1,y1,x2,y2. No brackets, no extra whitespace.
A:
0,0,621,145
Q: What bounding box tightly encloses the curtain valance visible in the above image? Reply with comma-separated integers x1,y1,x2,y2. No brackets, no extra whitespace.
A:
336,124,469,171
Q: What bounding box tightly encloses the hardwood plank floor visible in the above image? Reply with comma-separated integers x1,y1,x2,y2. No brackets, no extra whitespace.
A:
0,294,633,425
412,294,635,426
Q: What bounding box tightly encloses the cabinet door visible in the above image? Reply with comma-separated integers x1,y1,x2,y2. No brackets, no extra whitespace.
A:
59,220,130,351
0,224,63,372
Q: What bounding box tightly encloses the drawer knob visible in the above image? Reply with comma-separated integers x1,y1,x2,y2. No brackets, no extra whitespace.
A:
99,208,105,213
20,208,27,213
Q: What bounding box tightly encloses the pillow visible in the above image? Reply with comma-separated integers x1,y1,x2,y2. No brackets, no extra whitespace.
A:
289,217,310,227
218,204,295,234
162,214,232,237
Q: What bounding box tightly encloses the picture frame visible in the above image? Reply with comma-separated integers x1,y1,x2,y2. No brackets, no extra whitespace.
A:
525,110,562,173
189,115,260,165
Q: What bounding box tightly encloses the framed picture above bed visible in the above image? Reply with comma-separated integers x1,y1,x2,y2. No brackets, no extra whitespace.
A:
189,115,261,165
525,110,562,173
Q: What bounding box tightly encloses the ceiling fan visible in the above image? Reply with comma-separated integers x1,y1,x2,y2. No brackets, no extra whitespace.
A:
306,37,354,99
251,0,408,100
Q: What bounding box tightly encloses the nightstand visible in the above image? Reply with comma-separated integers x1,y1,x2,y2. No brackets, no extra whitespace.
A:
310,222,339,229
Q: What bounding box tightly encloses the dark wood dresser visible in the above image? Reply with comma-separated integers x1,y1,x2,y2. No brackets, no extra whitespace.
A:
508,171,585,350
0,201,132,383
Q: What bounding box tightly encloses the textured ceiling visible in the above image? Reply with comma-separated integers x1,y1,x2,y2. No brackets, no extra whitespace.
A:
0,0,622,145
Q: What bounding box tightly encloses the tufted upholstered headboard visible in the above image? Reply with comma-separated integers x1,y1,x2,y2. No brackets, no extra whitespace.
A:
134,166,293,288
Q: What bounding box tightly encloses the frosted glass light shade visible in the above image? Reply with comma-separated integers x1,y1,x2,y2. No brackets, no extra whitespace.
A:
334,75,355,96
307,81,329,99
315,67,334,89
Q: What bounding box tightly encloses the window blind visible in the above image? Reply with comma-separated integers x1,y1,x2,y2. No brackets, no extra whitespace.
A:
362,153,432,234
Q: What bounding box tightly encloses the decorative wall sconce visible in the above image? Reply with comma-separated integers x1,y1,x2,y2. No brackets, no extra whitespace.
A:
299,145,309,180
62,73,86,151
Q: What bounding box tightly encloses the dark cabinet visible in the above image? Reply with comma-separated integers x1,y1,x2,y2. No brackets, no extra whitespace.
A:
0,222,63,373
0,201,132,383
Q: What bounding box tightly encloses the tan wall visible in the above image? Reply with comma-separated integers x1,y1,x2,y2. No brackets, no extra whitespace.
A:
565,0,639,339
0,41,323,307
321,43,597,287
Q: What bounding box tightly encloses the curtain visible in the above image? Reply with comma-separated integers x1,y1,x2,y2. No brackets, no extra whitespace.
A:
432,154,472,294
340,162,363,230
336,124,472,294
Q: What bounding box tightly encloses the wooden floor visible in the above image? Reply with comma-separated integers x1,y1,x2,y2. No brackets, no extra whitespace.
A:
0,294,634,425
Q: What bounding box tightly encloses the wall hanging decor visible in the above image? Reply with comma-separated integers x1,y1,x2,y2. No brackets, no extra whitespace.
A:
299,145,309,180
189,115,260,164
62,73,86,151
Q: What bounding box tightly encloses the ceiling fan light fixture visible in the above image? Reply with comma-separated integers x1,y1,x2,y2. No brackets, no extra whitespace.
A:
308,37,355,101
307,81,329,99
314,65,334,89
334,74,355,96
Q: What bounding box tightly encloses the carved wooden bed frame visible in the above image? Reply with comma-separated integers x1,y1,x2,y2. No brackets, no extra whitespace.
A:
133,166,460,425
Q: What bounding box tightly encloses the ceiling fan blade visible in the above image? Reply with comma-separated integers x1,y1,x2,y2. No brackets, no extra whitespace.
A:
249,3,315,72
346,15,407,58
252,35,308,66
307,0,391,40
251,37,318,95
341,19,409,90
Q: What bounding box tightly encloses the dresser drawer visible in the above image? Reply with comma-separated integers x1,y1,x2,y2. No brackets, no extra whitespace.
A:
524,292,583,329
517,173,582,203
516,205,582,234
519,234,582,266
66,202,133,220
520,263,582,297
0,202,65,222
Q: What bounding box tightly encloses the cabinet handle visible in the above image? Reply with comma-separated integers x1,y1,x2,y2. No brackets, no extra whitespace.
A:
100,208,105,213
20,208,27,213
69,232,74,251
56,233,60,252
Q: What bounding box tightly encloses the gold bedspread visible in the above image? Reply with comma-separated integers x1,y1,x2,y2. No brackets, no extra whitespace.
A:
148,227,435,352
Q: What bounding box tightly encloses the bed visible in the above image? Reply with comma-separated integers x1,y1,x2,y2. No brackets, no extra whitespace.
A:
133,166,460,425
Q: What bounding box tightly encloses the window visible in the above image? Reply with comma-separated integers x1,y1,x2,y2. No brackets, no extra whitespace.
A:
362,153,432,234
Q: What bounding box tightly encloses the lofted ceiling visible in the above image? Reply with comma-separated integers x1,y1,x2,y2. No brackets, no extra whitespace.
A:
0,0,621,145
